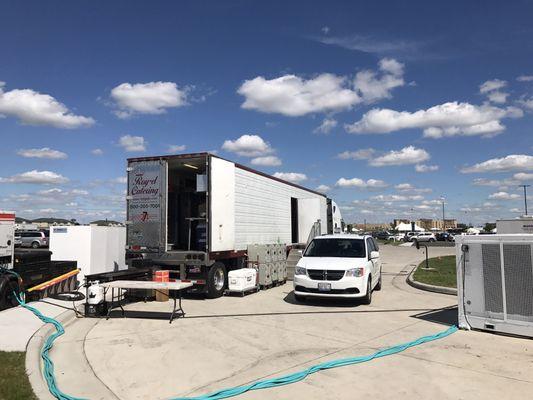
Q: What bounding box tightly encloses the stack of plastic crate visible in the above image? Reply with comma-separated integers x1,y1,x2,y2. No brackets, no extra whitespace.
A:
247,244,272,288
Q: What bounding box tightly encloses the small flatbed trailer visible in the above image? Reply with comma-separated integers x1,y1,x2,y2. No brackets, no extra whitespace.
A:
0,213,78,310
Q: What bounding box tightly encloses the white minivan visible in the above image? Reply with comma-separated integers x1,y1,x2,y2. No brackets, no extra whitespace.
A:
293,235,382,304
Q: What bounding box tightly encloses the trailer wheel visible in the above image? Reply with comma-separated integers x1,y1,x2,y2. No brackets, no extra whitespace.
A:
0,278,21,311
206,262,227,299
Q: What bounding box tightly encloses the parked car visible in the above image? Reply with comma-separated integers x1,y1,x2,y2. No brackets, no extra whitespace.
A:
404,232,420,242
16,230,49,248
414,232,436,242
384,233,401,241
436,232,455,242
293,234,382,304
374,231,392,240
14,234,22,247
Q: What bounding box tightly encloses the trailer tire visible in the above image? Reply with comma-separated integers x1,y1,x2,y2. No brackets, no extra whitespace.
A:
0,277,21,311
206,262,227,299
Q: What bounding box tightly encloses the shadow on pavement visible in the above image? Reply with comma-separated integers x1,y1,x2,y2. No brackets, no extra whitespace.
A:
410,306,458,326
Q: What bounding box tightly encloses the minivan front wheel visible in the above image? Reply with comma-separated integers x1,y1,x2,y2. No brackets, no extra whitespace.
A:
375,269,382,291
361,276,372,305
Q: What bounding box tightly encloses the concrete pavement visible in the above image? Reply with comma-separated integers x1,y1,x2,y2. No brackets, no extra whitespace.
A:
30,245,533,399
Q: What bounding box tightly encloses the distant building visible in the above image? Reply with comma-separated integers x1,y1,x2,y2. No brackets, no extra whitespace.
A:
392,218,457,231
393,219,410,227
353,222,391,231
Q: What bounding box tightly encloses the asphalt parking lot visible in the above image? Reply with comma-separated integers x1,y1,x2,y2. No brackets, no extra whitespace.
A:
35,245,533,400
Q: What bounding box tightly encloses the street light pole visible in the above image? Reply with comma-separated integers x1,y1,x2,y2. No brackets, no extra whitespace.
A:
441,197,446,230
520,185,530,215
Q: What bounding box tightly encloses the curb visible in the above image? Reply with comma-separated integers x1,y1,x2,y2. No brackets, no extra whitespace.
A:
25,308,79,400
406,265,457,296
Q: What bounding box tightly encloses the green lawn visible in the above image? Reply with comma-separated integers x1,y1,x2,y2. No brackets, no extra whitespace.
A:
413,255,457,288
0,351,37,400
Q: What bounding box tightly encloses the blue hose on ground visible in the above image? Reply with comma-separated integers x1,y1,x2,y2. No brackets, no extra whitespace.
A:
9,266,457,400
13,291,87,400
171,324,458,400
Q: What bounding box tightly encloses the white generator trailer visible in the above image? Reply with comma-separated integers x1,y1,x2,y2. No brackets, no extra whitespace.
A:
126,152,342,297
456,234,533,338
50,225,127,281
0,212,15,269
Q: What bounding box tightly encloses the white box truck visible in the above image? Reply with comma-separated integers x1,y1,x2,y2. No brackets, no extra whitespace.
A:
126,152,343,297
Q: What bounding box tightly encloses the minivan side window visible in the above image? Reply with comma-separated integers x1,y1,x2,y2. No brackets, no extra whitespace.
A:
371,238,379,251
366,238,375,258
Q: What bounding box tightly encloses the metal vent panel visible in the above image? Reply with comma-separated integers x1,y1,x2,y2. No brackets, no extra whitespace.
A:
503,244,533,321
482,244,503,315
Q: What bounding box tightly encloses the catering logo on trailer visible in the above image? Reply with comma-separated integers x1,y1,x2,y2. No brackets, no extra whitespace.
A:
131,172,159,197
128,161,163,224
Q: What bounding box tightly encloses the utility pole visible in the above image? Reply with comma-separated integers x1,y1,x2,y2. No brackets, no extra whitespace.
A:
441,197,446,230
519,185,530,215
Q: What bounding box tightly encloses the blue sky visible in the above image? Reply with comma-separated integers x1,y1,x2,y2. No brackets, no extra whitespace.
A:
1,0,533,225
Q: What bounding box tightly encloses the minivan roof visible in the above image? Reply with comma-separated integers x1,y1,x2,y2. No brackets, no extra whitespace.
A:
314,234,369,240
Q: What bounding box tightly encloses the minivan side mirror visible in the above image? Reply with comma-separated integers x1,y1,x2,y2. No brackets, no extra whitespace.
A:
370,250,379,259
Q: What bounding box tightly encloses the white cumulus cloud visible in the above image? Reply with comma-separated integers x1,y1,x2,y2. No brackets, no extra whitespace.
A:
415,164,439,173
345,101,523,138
488,191,520,200
167,144,187,153
335,177,388,189
222,134,274,157
514,172,533,181
237,58,404,117
314,118,338,134
17,147,67,159
250,155,282,167
517,75,533,82
479,79,508,104
0,170,69,184
479,79,507,93
110,81,188,118
273,172,307,183
461,155,533,173
337,148,375,160
353,58,404,103
372,194,424,202
91,148,104,156
0,82,94,128
315,184,331,193
369,146,429,167
119,135,146,152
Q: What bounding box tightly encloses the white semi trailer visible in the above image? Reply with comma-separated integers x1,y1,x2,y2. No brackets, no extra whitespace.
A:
126,152,342,297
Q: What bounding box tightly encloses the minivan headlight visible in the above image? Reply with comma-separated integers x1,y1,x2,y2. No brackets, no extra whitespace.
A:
294,266,307,276
346,267,364,277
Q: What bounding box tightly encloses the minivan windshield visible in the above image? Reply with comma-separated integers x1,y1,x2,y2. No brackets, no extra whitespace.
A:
303,238,366,258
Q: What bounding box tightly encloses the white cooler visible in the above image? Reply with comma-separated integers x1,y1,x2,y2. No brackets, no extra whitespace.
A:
228,268,257,293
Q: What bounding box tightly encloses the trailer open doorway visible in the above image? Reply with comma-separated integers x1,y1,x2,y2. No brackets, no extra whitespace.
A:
291,197,299,244
166,155,208,252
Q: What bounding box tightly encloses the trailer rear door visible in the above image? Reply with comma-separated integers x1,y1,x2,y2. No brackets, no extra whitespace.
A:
127,160,167,252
